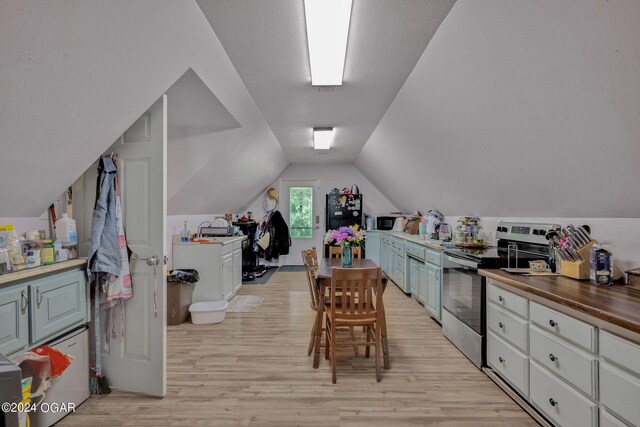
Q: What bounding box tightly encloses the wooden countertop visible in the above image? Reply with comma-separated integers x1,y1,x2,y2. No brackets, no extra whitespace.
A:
480,269,640,335
0,258,87,286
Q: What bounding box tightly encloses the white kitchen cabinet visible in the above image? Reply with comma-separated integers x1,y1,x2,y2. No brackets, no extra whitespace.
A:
233,248,242,294
173,237,246,303
487,331,529,397
487,281,528,318
529,325,598,399
529,360,598,427
487,302,528,353
530,301,597,353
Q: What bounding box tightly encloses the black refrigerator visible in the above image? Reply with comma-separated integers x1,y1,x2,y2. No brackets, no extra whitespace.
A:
325,193,363,230
325,193,363,257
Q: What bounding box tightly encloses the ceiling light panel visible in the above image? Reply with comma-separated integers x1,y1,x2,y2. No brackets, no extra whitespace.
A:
304,0,353,86
313,128,334,150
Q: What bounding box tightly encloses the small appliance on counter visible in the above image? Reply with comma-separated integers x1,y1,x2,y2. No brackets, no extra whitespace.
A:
201,219,233,237
403,218,421,235
376,216,398,230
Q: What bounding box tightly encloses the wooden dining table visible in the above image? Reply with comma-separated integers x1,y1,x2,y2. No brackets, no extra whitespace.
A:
312,258,391,370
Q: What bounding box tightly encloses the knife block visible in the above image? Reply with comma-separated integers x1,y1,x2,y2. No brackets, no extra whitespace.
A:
560,240,597,280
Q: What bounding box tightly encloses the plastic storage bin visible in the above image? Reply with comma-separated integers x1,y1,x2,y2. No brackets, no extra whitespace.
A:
189,301,228,324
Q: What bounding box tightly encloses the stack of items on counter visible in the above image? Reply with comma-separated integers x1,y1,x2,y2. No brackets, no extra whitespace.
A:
545,224,620,284
0,215,78,274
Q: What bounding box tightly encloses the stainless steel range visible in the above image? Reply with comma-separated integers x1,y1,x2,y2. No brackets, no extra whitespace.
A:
441,221,559,368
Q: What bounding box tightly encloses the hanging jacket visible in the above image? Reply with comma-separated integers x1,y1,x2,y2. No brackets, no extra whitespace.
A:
87,155,121,281
264,210,291,260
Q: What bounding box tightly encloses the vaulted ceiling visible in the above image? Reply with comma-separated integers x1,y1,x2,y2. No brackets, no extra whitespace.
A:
197,0,456,164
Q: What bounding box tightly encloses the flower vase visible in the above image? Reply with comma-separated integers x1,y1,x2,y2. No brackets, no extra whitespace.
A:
342,246,352,267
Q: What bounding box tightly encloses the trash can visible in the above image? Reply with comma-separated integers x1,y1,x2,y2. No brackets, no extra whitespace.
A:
167,269,199,325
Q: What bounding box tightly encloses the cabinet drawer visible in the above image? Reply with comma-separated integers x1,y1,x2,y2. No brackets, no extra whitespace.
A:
426,249,441,266
30,270,87,343
0,285,29,356
529,326,598,398
487,303,528,352
600,363,640,426
232,241,242,251
529,361,597,427
487,331,529,397
600,330,640,377
487,282,528,319
530,302,596,352
600,408,628,427
406,243,425,261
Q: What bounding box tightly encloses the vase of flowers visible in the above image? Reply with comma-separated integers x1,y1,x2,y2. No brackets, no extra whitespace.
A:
324,225,365,267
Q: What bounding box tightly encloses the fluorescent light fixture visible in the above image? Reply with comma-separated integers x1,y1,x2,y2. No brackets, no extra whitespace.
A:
304,0,352,86
313,127,334,150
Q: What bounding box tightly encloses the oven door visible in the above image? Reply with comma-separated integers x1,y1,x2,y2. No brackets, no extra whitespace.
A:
442,254,483,334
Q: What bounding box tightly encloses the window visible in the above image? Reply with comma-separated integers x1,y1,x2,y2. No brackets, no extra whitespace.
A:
289,186,313,239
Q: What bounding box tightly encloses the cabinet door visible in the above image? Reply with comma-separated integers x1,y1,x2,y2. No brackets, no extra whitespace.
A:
366,235,381,265
418,262,427,304
426,263,440,319
222,253,234,301
0,284,29,356
408,258,418,296
30,269,87,343
233,249,242,293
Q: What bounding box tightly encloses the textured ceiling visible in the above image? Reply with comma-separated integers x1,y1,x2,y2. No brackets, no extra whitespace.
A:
197,0,456,163
356,0,640,218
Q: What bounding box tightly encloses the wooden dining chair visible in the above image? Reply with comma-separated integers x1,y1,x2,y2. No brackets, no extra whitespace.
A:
301,249,359,357
328,246,362,259
325,266,384,383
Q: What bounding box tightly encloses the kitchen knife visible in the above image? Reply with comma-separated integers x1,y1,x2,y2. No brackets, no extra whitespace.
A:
561,227,581,249
546,230,574,261
567,225,588,247
577,225,593,244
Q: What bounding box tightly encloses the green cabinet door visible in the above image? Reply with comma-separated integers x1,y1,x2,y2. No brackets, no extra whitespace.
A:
418,262,427,305
365,234,381,265
426,263,441,320
30,269,87,343
408,258,418,296
222,253,234,301
0,284,29,356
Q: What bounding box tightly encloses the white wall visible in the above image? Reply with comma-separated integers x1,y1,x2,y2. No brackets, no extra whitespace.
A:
0,0,287,218
356,0,640,218
243,163,398,265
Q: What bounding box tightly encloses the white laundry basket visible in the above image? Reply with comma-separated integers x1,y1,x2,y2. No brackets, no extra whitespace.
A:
189,300,228,324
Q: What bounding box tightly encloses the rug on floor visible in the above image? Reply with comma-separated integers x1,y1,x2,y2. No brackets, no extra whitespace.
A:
242,266,278,284
226,295,264,312
277,265,306,272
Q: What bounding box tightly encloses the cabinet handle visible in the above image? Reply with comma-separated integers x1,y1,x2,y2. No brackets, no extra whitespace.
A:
549,319,558,327
20,290,28,314
549,398,558,407
498,322,504,329
498,296,504,302
498,357,504,363
36,286,43,309
549,354,558,362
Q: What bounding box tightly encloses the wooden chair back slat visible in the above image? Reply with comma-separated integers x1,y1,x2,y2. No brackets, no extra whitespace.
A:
328,246,362,259
302,249,319,310
330,267,382,321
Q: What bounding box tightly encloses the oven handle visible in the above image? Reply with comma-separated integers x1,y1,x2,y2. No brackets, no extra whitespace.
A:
444,255,479,269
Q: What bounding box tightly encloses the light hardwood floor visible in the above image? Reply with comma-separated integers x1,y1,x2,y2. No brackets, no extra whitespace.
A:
60,271,536,426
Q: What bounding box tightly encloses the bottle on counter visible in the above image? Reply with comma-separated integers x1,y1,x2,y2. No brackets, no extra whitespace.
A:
42,240,55,265
55,213,77,244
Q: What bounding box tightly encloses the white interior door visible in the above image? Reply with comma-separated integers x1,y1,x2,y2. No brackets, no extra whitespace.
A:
279,179,322,265
73,95,167,396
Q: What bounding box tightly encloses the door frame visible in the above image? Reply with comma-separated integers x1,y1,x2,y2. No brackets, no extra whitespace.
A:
278,178,322,265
